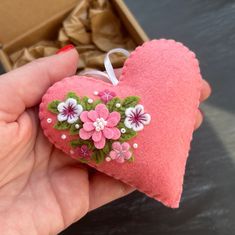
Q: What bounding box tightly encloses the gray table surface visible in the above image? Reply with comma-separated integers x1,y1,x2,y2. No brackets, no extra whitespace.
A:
1,1,235,235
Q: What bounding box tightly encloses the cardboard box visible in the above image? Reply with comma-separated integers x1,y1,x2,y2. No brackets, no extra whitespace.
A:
0,0,149,72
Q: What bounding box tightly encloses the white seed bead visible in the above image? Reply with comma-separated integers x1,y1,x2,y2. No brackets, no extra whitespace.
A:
61,134,67,140
93,91,99,95
96,126,101,132
133,143,138,149
121,128,126,133
88,98,93,104
70,150,74,154
75,124,80,129
105,157,111,162
47,118,52,123
115,103,121,108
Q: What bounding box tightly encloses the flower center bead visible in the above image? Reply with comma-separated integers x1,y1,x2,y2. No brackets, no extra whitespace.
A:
93,118,107,131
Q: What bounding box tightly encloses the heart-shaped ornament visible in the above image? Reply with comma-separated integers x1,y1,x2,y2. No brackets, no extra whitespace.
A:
39,39,202,208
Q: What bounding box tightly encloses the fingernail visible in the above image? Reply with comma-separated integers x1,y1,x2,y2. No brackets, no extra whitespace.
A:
56,44,75,54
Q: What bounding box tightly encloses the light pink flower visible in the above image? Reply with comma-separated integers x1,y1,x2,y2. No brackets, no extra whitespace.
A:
109,142,132,163
76,145,92,159
98,90,116,103
79,104,121,149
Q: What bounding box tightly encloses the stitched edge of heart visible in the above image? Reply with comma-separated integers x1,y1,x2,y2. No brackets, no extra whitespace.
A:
39,39,202,208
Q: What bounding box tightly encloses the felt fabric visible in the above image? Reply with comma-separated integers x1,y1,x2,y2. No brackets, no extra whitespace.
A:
39,39,202,208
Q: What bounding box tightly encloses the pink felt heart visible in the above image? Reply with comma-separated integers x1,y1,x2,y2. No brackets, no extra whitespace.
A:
39,39,202,208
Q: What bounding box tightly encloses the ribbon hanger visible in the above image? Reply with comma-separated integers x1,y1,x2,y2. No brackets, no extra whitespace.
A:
79,48,130,86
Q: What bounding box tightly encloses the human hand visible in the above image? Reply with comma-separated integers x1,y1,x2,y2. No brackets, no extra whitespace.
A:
0,47,211,235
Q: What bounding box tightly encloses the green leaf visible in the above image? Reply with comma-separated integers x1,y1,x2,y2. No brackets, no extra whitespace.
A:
119,126,137,141
54,121,71,130
117,122,125,130
66,92,81,103
69,125,80,135
91,150,105,164
81,96,93,111
106,97,122,112
70,138,93,149
47,100,61,114
127,154,135,163
102,141,111,155
70,139,80,148
118,107,127,122
69,121,82,135
92,99,102,108
78,158,89,164
122,96,140,108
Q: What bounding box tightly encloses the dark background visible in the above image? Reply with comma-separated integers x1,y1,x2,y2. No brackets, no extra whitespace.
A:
1,0,235,234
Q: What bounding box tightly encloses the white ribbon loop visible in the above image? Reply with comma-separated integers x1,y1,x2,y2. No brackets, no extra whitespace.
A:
104,48,130,86
79,70,110,80
79,48,130,86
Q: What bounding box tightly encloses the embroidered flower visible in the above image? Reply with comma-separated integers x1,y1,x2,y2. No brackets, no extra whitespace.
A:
124,104,151,131
79,104,121,149
109,142,132,163
98,90,116,103
48,91,151,164
76,145,92,159
57,98,83,124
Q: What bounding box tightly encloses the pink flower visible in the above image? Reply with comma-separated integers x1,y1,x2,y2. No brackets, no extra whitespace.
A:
98,90,116,103
109,142,132,163
79,104,121,149
76,145,92,159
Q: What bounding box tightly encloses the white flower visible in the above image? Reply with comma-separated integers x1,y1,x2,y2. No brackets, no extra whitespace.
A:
57,98,83,124
124,104,151,131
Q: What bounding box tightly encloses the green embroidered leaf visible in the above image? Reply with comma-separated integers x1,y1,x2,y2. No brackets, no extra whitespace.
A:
69,121,82,135
70,124,80,135
70,139,80,148
119,126,137,141
117,122,125,129
119,107,127,122
106,97,122,112
47,100,61,114
70,139,93,149
81,96,93,111
91,150,105,164
128,154,135,163
103,141,111,155
122,96,140,108
92,99,102,108
66,92,81,103
78,158,89,164
54,121,71,130
80,96,88,109
96,150,105,163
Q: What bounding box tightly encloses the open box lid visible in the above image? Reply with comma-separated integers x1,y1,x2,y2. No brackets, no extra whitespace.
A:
0,0,78,50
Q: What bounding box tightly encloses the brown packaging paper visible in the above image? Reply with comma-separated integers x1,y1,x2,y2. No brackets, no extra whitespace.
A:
9,0,137,71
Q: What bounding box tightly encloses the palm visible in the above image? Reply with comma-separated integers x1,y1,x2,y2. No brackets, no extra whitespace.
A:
0,109,91,234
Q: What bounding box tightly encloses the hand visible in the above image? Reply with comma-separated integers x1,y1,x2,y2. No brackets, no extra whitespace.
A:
0,48,211,235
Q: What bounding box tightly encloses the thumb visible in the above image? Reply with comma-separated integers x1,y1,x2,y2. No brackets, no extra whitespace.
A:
0,46,78,122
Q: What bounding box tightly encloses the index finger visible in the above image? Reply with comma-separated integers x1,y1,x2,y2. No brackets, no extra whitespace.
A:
0,48,78,122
